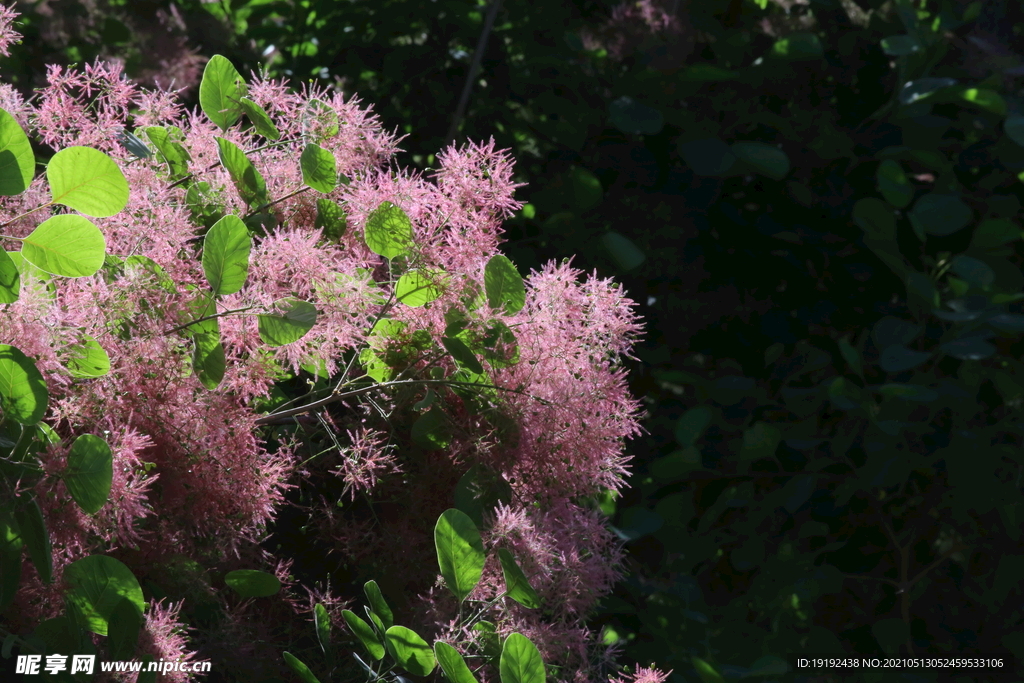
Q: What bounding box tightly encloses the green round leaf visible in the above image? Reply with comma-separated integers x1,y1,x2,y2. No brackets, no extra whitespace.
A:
909,194,973,237
0,344,48,424
200,55,247,131
877,159,914,208
601,231,645,271
64,434,113,515
14,496,52,584
257,298,318,346
47,146,128,217
732,142,790,180
239,97,280,140
0,249,19,304
385,625,436,676
21,214,106,277
484,254,525,314
609,96,663,135
434,641,479,683
678,138,736,176
681,64,739,81
396,269,446,307
434,508,485,602
224,569,281,597
0,108,34,196
300,143,337,194
342,610,384,660
64,555,145,635
66,334,110,379
364,201,414,259
500,633,545,683
497,548,542,609
202,214,251,296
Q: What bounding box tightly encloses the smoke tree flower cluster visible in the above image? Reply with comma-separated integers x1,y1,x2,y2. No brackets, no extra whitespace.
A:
0,7,664,680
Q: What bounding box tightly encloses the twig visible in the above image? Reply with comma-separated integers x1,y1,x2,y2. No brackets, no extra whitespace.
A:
254,377,549,425
444,0,503,148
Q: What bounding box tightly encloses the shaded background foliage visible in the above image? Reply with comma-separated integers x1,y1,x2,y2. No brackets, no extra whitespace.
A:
8,0,1024,681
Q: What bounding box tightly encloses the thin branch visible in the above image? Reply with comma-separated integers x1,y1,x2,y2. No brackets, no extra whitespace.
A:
444,0,503,148
254,377,549,425
162,305,260,335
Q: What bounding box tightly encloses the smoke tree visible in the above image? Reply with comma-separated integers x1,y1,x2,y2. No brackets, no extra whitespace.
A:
0,6,665,682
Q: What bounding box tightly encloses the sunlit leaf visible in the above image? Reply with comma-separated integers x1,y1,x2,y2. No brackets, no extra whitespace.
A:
434,508,485,602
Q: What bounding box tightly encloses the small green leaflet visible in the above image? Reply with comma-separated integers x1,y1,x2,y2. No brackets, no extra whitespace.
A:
0,344,49,425
107,597,141,661
434,642,479,683
315,198,347,241
384,625,435,676
0,108,34,195
300,143,337,193
64,555,145,635
14,497,52,584
192,328,226,390
47,146,129,217
484,255,525,314
20,215,106,277
0,249,18,303
396,269,446,307
313,603,333,667
342,609,384,660
283,652,322,683
497,548,541,608
238,97,280,140
434,508,485,602
215,137,268,207
144,127,191,179
258,298,318,346
363,580,393,629
66,334,110,378
500,633,545,683
64,434,113,515
199,55,247,131
364,201,414,259
443,336,483,374
202,214,251,296
412,407,452,450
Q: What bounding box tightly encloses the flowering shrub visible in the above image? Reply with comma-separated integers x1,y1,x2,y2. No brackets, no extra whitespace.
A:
0,6,664,682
